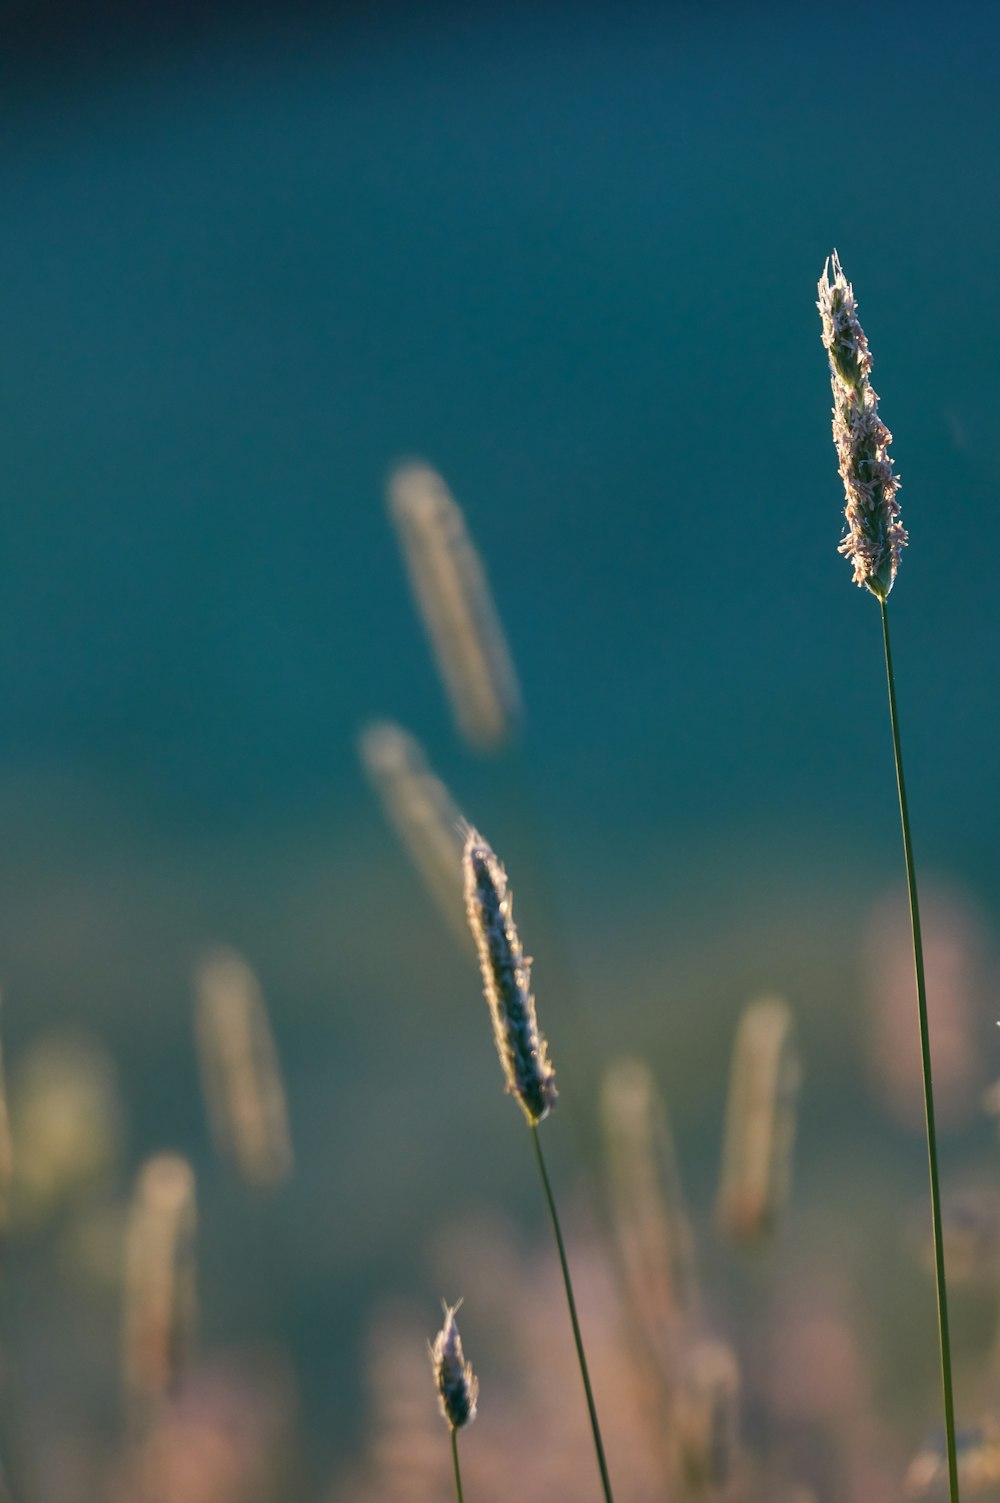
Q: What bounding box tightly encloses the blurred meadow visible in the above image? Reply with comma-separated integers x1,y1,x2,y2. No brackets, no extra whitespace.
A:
2,0,1000,1498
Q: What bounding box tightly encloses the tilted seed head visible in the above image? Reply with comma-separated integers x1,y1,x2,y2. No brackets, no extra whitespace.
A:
358,720,469,947
193,949,294,1189
462,827,557,1125
388,460,522,751
601,1057,701,1339
817,252,906,598
429,1300,478,1430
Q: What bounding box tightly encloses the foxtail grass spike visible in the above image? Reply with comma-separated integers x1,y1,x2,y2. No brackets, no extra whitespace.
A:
388,460,522,751
359,720,469,945
716,997,800,1246
817,252,906,598
193,949,294,1189
462,826,557,1124
431,1302,475,1503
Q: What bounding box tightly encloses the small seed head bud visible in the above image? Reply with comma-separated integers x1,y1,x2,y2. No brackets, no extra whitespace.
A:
430,1300,478,1430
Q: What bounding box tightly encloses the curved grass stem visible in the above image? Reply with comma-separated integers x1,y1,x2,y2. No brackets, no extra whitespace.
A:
880,597,960,1503
530,1124,615,1503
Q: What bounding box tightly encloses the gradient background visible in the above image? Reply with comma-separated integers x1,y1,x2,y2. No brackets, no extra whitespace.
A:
2,1,1000,1496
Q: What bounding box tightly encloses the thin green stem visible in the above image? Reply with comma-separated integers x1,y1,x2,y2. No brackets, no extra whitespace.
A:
880,597,960,1503
450,1427,465,1503
530,1124,615,1503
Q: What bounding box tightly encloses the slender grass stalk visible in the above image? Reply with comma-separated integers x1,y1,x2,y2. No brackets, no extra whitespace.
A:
450,1428,465,1503
818,252,958,1501
880,597,959,1503
530,1124,614,1503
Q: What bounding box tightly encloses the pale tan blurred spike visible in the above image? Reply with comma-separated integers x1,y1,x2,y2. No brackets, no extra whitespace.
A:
716,996,801,1245
388,460,522,751
601,1057,700,1347
193,949,293,1188
9,1030,123,1228
359,721,469,946
122,1153,197,1422
675,1338,742,1498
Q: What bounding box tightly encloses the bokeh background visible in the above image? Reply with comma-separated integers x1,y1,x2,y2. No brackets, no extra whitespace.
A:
2,1,1000,1498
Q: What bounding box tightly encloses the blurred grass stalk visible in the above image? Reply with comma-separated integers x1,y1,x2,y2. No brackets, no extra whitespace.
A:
818,252,959,1503
716,997,799,1248
193,948,294,1188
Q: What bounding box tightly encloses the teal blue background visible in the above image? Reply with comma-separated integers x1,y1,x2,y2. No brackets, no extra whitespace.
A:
2,0,999,1488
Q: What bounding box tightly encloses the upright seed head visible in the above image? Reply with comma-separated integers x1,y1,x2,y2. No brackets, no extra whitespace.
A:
429,1300,478,1430
462,827,557,1125
817,252,907,598
193,949,294,1189
716,996,801,1246
122,1153,197,1408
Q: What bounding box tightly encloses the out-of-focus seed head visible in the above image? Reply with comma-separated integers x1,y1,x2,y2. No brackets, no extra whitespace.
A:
123,1153,198,1410
676,1338,741,1495
388,461,522,751
716,996,801,1245
358,720,469,947
193,949,294,1189
601,1057,701,1343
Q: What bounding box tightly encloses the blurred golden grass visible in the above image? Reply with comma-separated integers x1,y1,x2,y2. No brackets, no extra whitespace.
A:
193,949,293,1190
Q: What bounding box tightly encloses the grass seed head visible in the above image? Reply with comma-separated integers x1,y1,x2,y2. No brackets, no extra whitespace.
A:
193,949,293,1189
430,1300,478,1431
716,996,801,1245
817,252,906,598
676,1338,742,1495
388,460,522,751
601,1057,700,1339
122,1153,198,1409
462,827,557,1126
358,720,469,946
